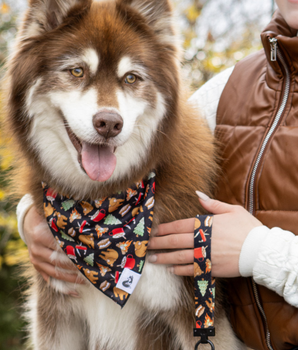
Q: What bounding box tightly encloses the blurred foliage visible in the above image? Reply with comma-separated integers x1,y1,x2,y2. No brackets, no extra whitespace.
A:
0,115,28,349
0,3,28,349
0,0,274,349
0,91,28,350
0,1,17,66
177,0,275,89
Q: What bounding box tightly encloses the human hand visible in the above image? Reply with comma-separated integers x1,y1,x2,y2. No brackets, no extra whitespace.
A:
147,192,263,277
198,192,263,277
148,218,195,276
23,205,85,287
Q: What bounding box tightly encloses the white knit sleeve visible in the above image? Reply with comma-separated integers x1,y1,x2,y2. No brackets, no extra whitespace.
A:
239,226,298,307
189,66,234,133
16,193,34,244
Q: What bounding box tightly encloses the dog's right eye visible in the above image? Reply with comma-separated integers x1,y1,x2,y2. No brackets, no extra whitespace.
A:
125,74,137,84
70,68,84,78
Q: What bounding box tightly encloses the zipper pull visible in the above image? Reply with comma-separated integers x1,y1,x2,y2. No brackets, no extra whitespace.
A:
269,37,277,62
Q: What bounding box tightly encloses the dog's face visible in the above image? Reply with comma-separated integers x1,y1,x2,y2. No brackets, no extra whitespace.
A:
8,0,181,195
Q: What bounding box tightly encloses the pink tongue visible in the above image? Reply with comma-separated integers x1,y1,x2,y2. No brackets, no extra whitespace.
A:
81,143,116,182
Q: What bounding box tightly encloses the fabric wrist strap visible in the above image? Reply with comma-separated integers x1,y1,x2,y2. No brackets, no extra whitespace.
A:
193,215,215,349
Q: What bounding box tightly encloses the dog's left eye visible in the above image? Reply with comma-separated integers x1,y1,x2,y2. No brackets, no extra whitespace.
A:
70,68,84,78
125,74,137,84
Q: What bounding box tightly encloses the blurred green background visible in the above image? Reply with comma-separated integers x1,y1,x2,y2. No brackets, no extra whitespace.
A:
0,0,274,348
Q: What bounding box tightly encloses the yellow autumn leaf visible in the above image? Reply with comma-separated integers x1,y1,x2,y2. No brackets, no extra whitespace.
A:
0,101,14,170
1,3,10,14
4,247,29,266
0,213,18,231
0,155,13,170
184,4,201,24
0,189,5,200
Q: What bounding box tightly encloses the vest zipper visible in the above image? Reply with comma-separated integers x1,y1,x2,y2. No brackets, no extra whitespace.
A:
270,37,277,62
248,37,291,214
247,37,291,350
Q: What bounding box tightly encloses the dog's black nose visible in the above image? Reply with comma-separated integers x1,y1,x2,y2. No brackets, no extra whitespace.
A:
93,111,123,139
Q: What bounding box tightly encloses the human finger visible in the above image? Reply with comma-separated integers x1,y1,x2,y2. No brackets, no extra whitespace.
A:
157,218,195,236
168,264,193,276
148,232,194,250
39,271,50,283
24,206,49,239
30,246,78,271
30,222,59,251
196,191,239,215
148,249,194,266
35,262,86,284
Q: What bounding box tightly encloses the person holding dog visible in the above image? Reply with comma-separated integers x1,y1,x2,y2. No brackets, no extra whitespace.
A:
17,0,298,349
148,1,298,348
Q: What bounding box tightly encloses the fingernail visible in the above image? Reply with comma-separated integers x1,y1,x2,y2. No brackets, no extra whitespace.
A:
148,254,157,263
196,191,210,201
68,291,80,298
167,266,175,274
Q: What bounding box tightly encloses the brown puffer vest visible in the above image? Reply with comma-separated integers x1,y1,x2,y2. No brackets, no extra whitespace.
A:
215,10,298,350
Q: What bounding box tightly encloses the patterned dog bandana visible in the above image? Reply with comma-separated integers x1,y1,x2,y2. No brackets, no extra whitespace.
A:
43,172,155,307
194,215,215,349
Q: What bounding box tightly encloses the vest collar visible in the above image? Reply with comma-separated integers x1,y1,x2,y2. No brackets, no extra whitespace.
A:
261,10,298,76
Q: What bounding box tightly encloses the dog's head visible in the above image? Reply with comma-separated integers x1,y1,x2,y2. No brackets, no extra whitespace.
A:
7,0,182,195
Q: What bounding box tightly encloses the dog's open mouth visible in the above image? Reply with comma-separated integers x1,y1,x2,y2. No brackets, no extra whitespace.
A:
65,122,116,182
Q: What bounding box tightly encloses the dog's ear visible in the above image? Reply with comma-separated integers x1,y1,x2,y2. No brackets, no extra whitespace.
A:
118,0,176,45
23,0,91,38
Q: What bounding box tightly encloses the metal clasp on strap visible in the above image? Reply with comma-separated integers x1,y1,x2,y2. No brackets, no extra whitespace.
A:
195,339,215,350
194,328,215,350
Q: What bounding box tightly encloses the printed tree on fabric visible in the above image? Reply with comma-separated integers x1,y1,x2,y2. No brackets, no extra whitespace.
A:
84,253,94,267
133,217,145,237
104,214,121,225
61,231,75,241
138,260,144,273
62,200,75,211
197,280,208,297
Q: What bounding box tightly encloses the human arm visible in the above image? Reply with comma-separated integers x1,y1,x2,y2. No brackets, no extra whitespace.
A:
148,193,298,308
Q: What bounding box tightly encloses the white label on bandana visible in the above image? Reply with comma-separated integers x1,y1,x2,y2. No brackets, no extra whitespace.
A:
116,268,141,294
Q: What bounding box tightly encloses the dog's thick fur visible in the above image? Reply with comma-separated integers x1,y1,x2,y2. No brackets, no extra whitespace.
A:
5,0,246,349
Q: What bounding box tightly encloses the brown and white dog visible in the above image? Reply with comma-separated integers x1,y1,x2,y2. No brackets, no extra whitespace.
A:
5,0,246,349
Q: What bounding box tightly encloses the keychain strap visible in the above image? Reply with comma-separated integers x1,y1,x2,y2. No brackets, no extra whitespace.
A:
193,215,215,349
